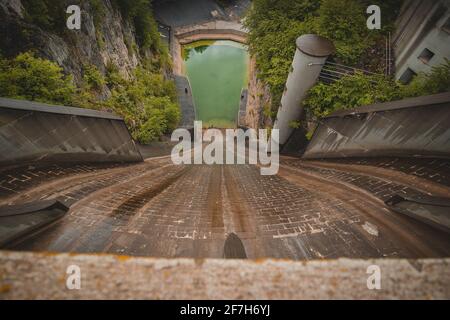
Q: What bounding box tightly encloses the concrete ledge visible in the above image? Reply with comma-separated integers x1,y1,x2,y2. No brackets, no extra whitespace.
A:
304,93,450,159
174,75,196,129
385,195,450,234
174,20,247,37
171,20,247,75
0,97,122,120
0,98,143,165
326,92,450,118
0,251,449,299
0,200,69,247
177,29,247,45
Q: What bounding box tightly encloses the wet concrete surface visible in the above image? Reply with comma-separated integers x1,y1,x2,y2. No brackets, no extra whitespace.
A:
1,155,449,260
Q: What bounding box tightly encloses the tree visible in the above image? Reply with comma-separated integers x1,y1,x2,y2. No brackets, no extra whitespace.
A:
243,0,403,116
106,66,180,143
112,0,162,52
0,52,181,143
304,73,402,119
21,0,67,33
401,59,450,97
315,0,372,64
304,60,450,120
243,0,318,112
0,52,75,105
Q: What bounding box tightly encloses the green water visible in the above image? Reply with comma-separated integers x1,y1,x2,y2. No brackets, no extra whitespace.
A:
183,40,249,128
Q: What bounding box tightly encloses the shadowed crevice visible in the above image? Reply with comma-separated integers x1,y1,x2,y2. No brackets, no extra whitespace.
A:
224,232,247,259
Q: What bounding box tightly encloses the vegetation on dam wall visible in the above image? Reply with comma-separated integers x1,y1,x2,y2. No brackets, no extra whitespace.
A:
244,0,450,124
244,0,402,116
304,60,450,119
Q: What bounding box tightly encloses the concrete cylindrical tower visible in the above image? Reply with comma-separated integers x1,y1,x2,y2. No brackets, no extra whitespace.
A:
273,34,335,146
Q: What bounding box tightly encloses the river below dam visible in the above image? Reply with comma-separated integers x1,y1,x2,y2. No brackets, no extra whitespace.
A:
182,40,249,128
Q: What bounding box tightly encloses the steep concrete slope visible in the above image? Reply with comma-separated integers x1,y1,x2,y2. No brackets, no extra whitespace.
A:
1,155,449,260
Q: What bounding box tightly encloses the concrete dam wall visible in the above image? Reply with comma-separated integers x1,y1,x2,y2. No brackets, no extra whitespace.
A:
0,98,143,166
303,92,450,159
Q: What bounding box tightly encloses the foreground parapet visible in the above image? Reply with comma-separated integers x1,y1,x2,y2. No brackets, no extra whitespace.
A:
0,251,449,299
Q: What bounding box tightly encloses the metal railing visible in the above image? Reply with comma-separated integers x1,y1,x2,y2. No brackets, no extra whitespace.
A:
318,61,383,84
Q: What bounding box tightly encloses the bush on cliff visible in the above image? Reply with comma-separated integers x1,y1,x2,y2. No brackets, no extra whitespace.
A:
304,60,450,119
244,0,402,115
400,59,450,98
112,0,162,53
0,52,180,143
303,73,401,118
0,52,75,105
106,67,180,143
21,0,67,33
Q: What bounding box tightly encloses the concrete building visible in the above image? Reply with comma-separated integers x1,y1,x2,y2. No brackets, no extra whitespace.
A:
393,0,450,84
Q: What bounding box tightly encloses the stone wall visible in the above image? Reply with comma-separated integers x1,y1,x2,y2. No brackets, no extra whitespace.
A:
171,20,247,75
245,57,272,130
303,92,450,159
1,250,449,299
173,75,196,129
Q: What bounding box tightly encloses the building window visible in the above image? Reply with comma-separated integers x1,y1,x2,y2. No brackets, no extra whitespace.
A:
399,68,417,84
442,17,450,34
418,48,435,63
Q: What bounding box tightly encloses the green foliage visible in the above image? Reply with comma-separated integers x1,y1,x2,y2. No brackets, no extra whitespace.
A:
244,0,319,108
2,0,178,143
90,0,107,48
304,60,450,119
76,64,180,142
244,0,403,115
90,0,106,28
135,97,180,143
304,73,401,118
315,0,371,64
82,64,106,90
22,0,67,32
112,0,162,53
105,62,127,88
0,52,180,143
305,131,314,141
107,67,180,142
289,120,301,129
262,102,275,119
22,0,163,55
401,59,450,98
0,52,75,104
71,63,106,110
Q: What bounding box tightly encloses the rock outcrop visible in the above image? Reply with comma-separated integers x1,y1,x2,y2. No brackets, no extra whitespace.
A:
245,57,272,129
0,0,151,86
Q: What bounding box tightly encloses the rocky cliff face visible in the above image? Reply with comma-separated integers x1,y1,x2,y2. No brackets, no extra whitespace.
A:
0,0,152,90
245,57,272,130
